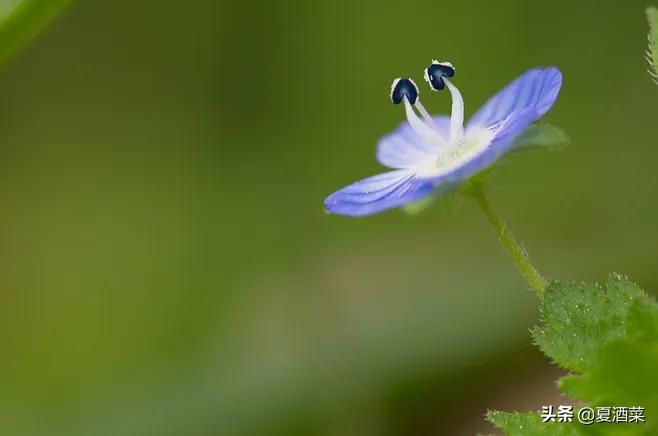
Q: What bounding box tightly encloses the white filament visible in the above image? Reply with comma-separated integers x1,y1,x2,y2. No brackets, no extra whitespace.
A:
444,78,464,141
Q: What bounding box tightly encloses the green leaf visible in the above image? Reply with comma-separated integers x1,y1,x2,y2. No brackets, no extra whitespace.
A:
626,297,658,341
531,275,650,372
647,6,658,84
509,124,570,153
487,411,584,436
0,0,74,65
492,276,658,436
559,298,658,416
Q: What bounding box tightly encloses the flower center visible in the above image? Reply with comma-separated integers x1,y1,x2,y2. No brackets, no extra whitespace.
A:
413,127,494,178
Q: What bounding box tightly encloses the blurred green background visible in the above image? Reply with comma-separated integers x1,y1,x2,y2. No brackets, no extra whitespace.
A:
0,0,655,435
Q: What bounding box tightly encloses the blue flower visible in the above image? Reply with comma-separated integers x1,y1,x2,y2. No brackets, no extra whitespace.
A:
324,62,562,216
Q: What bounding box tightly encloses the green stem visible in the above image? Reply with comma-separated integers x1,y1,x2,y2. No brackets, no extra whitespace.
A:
467,184,547,298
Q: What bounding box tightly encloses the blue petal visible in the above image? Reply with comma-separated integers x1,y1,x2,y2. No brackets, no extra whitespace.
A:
467,67,562,131
324,170,437,216
376,116,450,168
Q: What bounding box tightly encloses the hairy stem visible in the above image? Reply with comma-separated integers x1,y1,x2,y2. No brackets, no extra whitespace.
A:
468,184,547,298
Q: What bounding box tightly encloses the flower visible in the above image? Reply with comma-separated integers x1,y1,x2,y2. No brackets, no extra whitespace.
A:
324,62,562,216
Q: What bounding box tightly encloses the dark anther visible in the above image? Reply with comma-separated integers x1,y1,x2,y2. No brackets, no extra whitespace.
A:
390,78,419,104
425,62,455,91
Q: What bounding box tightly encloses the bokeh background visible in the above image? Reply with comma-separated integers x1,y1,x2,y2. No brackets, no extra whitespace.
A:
0,0,655,434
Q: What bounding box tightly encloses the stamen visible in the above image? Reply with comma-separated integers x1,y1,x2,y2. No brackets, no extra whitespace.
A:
424,61,464,141
444,78,464,140
391,78,447,148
